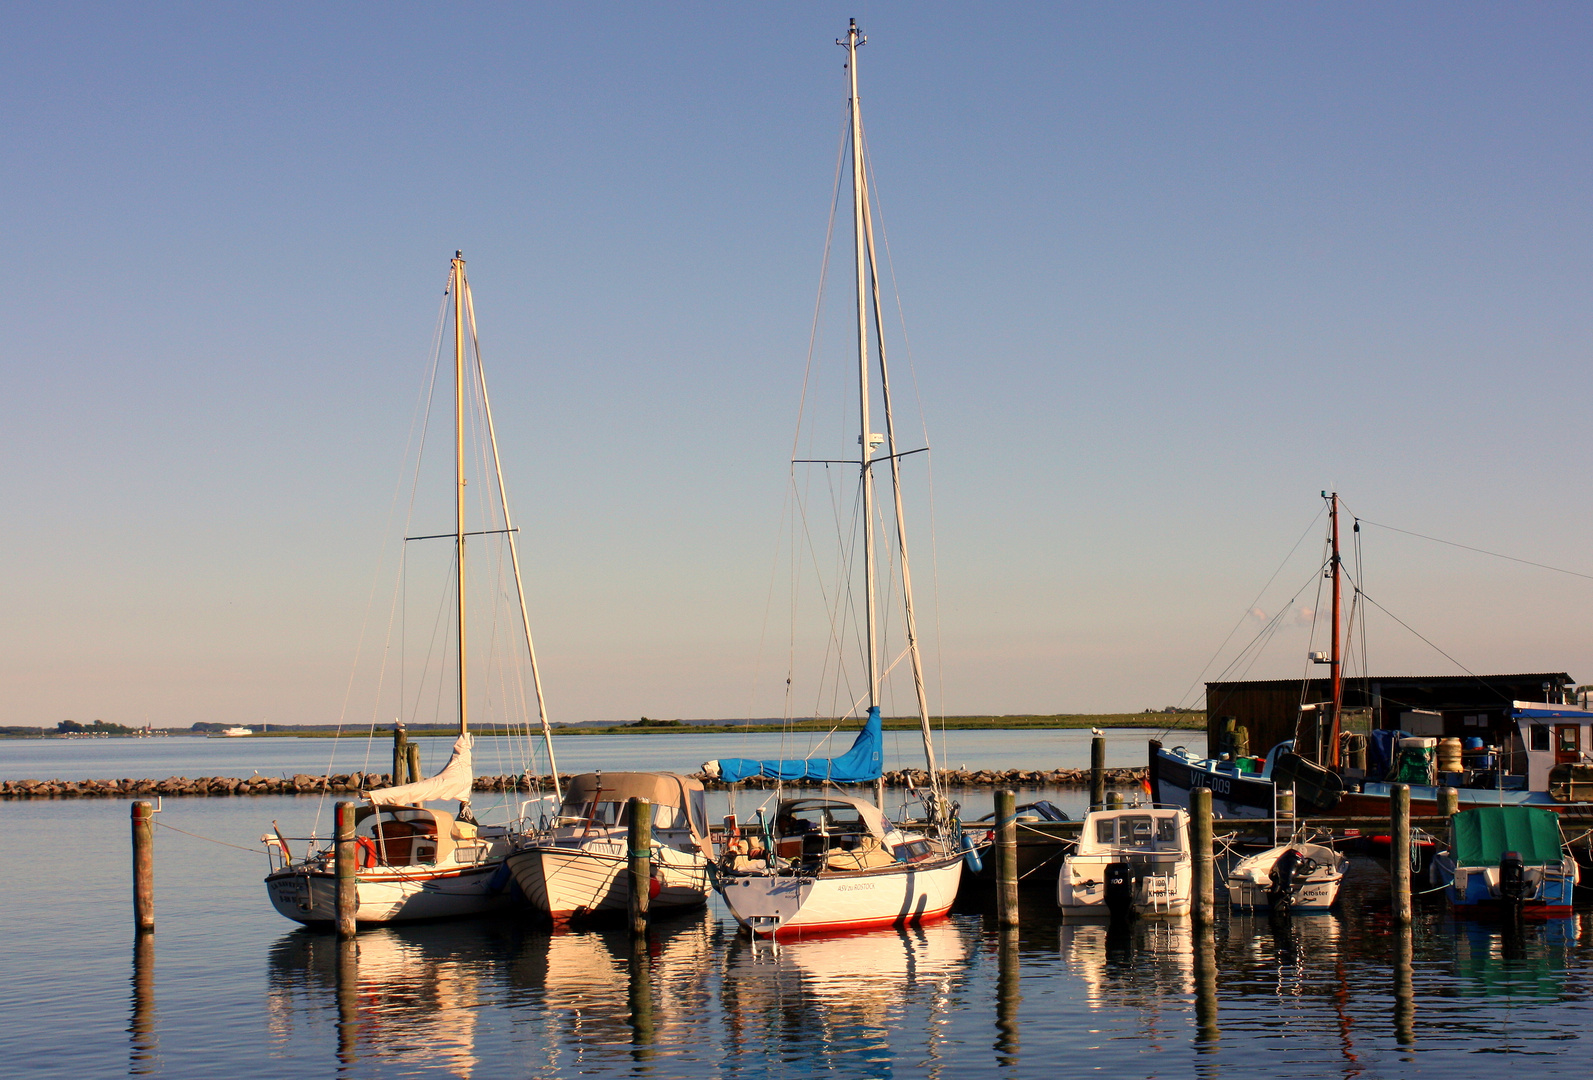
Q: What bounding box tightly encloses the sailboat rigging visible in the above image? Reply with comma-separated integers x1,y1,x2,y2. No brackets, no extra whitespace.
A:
707,20,967,939
264,252,560,925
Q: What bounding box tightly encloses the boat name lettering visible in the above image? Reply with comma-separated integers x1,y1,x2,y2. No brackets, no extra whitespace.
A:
836,882,876,892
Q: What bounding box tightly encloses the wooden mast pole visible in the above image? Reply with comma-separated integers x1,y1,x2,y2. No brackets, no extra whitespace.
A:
1328,491,1343,768
453,253,469,739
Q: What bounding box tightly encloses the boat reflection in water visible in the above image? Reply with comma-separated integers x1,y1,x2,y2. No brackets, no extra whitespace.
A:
266,915,718,1074
720,918,975,1070
1059,917,1195,1008
267,922,500,1076
1449,915,1580,1001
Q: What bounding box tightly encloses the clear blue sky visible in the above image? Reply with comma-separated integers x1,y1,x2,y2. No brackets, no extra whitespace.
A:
2,2,1590,727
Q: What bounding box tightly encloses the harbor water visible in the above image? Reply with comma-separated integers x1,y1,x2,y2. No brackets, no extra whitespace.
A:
3,729,1591,1077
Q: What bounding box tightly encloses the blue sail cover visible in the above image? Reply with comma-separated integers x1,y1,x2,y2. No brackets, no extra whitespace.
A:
715,708,884,784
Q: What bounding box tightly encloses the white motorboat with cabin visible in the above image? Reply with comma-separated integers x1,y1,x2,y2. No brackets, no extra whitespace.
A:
1058,806,1192,918
704,21,965,939
263,253,563,925
505,771,711,922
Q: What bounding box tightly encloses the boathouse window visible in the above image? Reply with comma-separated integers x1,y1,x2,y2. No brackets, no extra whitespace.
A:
1532,725,1551,752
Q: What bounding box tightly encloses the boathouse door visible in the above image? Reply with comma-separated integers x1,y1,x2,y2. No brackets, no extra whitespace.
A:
1554,724,1581,766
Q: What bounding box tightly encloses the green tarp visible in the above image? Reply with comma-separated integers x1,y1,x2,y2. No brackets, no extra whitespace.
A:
1452,806,1564,868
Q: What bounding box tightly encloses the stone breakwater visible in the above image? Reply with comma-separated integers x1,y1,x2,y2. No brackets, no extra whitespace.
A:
0,766,1147,799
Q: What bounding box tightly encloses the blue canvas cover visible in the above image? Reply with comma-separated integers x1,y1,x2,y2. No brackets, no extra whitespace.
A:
714,708,884,784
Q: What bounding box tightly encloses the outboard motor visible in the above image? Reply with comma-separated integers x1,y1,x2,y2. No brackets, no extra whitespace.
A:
1104,861,1135,921
1499,851,1526,913
1268,847,1302,915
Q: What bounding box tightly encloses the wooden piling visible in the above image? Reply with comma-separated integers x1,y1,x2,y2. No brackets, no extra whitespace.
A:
335,800,358,938
995,789,1020,927
1391,783,1412,924
628,797,652,935
406,743,421,787
132,800,155,932
875,776,886,810
1089,736,1107,811
392,726,409,785
1191,787,1215,924
1106,792,1124,809
1437,786,1459,819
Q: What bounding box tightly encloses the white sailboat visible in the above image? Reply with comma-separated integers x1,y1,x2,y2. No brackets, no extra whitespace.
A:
264,252,562,926
707,20,966,940
505,771,712,922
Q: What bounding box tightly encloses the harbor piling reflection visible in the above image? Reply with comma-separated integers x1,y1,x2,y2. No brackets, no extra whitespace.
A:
334,936,359,1068
1193,924,1218,1050
627,934,655,1059
128,931,157,1076
995,926,1020,1067
1393,924,1415,1047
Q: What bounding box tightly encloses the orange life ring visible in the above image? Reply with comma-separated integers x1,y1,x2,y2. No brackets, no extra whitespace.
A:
356,836,378,869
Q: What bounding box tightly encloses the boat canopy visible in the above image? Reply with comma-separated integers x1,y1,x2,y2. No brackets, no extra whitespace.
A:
777,795,892,841
706,708,883,784
368,733,475,807
1452,806,1564,868
560,772,708,840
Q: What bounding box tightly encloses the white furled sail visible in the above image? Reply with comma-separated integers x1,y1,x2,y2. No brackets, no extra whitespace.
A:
368,733,475,806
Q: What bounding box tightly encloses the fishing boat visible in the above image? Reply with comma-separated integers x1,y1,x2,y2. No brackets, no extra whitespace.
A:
1226,838,1347,913
706,20,966,940
264,253,561,926
505,771,711,923
1152,492,1593,820
1057,806,1192,918
1429,805,1577,919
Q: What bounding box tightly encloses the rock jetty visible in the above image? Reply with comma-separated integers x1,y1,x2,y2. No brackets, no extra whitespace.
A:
0,766,1147,799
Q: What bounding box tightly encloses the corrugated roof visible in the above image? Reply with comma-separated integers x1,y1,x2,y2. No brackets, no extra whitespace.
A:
1207,672,1571,690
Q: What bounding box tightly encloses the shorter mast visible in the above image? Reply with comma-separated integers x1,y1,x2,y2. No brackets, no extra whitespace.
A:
1328,491,1343,767
462,279,562,802
452,253,469,739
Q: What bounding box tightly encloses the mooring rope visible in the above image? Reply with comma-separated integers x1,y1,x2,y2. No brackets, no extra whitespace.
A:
155,819,268,854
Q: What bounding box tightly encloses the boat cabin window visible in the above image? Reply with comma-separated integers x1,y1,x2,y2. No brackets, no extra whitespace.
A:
1558,727,1579,754
777,804,867,837
1531,725,1551,752
560,798,690,831
1096,814,1179,850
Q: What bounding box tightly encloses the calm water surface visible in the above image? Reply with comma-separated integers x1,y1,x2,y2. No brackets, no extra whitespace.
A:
3,732,1591,1076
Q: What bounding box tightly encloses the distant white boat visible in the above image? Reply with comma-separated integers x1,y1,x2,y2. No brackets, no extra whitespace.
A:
209,726,254,738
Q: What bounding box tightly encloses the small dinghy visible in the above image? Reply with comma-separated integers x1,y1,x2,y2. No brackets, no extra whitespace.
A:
1226,840,1346,913
1430,805,1577,919
1058,806,1192,918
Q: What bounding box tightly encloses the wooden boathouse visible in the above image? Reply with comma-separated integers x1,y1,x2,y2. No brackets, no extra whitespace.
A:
1204,672,1575,758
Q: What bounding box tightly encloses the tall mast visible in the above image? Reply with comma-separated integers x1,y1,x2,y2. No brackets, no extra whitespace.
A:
846,19,881,720
462,278,561,800
1328,491,1342,767
452,252,469,737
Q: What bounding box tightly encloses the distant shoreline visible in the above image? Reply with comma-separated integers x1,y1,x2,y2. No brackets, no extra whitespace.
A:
3,713,1205,739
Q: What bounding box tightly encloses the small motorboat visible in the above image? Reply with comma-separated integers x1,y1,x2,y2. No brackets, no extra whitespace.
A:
1430,805,1577,919
1226,840,1347,913
1057,806,1191,918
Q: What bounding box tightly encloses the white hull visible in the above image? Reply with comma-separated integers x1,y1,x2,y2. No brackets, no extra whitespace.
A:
1057,852,1192,917
1226,843,1346,912
507,841,708,921
265,861,510,925
718,855,964,939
